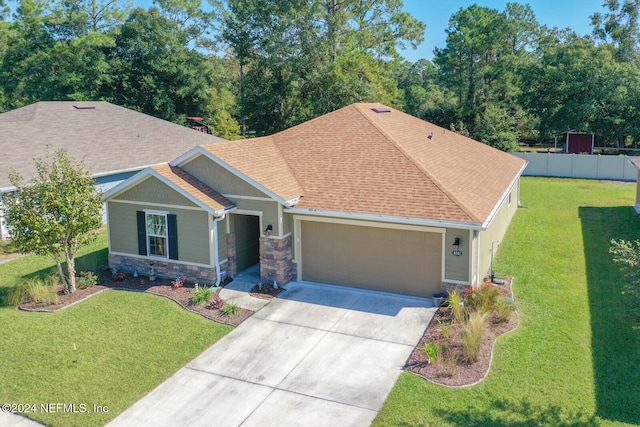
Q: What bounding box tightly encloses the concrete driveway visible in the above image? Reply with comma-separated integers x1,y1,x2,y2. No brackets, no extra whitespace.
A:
108,281,436,427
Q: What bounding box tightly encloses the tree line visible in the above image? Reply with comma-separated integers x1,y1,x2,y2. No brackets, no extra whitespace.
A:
1,0,640,151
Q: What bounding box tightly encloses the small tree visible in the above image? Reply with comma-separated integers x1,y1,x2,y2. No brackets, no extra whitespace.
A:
610,239,640,303
2,149,103,294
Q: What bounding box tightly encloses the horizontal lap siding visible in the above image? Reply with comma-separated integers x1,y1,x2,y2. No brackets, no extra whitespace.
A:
114,176,198,207
108,201,211,265
181,155,268,198
444,228,470,282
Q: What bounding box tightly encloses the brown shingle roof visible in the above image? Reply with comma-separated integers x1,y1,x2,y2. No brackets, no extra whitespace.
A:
0,101,225,190
151,164,234,214
201,137,304,203
199,103,526,225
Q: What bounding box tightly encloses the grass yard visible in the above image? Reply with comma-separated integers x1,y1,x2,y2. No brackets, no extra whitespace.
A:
375,177,640,426
0,232,232,427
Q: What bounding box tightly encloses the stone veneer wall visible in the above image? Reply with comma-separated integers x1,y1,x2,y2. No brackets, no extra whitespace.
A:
109,253,224,284
226,232,237,277
259,235,293,284
441,281,472,294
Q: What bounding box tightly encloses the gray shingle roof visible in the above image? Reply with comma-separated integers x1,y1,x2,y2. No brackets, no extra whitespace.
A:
0,101,225,191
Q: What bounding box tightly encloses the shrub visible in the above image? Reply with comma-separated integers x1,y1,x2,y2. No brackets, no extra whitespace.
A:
207,295,225,310
76,271,99,289
462,309,489,362
495,296,516,323
5,276,59,306
220,302,240,316
190,286,214,306
438,318,453,339
465,283,500,313
421,342,437,364
447,289,465,323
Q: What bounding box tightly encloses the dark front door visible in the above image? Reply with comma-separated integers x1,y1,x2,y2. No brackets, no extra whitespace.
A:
234,214,260,272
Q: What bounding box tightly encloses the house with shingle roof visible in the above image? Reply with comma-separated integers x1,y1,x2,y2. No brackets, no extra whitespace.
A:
0,101,225,238
104,103,527,296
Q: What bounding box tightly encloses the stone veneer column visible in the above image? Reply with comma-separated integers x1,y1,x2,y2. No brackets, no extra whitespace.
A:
259,235,293,285
226,232,237,277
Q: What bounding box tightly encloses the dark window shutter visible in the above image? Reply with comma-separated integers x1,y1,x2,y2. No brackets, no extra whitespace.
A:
136,211,147,256
167,214,178,260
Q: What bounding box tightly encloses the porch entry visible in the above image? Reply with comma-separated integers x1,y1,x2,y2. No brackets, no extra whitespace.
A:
233,214,261,273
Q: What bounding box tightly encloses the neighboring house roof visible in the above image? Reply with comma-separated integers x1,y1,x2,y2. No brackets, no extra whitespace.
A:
0,101,225,191
179,103,526,227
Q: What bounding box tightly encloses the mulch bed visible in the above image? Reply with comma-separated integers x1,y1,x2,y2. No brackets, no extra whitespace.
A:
405,277,518,387
249,283,285,300
19,272,253,327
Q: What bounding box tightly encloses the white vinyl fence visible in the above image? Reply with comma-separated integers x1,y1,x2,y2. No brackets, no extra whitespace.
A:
513,152,639,182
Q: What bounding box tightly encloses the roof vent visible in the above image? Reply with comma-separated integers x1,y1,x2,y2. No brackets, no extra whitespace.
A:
73,105,95,110
371,107,391,113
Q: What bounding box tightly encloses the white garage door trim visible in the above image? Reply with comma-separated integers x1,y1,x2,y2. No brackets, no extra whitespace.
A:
293,215,446,287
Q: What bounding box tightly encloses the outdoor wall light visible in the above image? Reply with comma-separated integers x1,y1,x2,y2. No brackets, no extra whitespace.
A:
265,224,273,235
452,237,463,257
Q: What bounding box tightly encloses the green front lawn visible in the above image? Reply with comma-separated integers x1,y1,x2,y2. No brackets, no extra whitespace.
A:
0,233,232,427
375,178,640,426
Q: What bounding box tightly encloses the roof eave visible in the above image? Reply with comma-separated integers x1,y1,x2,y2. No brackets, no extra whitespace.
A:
284,207,485,230
480,161,528,229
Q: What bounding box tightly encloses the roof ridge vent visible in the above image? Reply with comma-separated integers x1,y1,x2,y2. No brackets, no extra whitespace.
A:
73,105,96,110
371,107,391,113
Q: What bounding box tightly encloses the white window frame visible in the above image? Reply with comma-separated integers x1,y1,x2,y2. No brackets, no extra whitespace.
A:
146,212,169,258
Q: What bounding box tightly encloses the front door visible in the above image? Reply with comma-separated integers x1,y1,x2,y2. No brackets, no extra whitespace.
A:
234,214,260,272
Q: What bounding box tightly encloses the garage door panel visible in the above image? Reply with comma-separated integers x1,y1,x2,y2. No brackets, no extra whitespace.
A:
301,221,442,297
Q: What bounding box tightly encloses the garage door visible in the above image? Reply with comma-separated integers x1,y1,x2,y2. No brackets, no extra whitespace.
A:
301,221,442,297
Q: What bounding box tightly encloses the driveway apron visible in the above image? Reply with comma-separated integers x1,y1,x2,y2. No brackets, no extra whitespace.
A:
107,281,436,427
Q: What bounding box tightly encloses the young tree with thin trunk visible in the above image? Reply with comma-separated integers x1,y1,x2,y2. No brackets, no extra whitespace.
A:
1,148,103,294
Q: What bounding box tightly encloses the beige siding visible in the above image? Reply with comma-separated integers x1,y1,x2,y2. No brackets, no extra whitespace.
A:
108,201,211,265
181,155,268,198
177,210,210,264
229,198,280,236
283,211,293,235
444,228,470,282
108,201,139,254
217,216,228,261
478,181,520,280
113,176,198,207
301,221,442,297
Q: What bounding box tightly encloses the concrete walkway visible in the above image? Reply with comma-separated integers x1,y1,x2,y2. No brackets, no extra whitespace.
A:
218,264,271,311
108,280,436,427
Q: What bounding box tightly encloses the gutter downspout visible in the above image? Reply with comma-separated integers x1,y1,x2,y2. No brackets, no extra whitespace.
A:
475,230,481,287
213,214,226,286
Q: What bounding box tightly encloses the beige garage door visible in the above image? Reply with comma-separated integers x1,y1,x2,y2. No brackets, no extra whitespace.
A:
301,221,442,297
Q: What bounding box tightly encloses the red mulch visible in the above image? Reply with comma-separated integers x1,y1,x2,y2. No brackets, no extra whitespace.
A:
405,277,518,387
18,272,253,327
